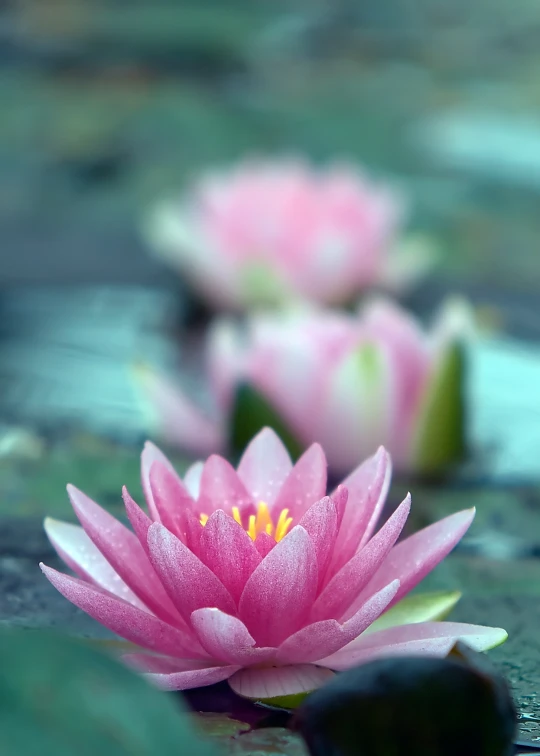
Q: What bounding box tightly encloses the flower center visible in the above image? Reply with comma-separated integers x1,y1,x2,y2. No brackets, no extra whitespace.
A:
199,502,293,542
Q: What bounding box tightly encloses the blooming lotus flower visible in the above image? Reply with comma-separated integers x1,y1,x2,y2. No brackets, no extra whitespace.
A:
145,157,434,310
41,429,505,699
137,298,472,476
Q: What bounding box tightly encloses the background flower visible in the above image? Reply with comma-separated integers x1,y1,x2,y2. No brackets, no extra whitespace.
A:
136,298,473,476
145,157,434,310
41,429,506,700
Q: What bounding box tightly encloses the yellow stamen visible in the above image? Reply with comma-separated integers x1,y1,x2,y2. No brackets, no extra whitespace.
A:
199,501,294,543
254,502,272,535
247,514,257,541
274,508,293,541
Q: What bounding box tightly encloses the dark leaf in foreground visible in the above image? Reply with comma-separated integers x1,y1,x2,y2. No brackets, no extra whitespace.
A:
0,628,220,756
293,642,516,756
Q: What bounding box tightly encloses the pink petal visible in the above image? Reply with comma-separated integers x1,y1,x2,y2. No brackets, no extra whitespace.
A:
137,369,223,458
191,608,276,665
328,446,391,578
183,461,204,498
277,579,399,664
141,441,183,521
311,494,411,621
198,454,254,515
123,654,219,675
40,564,205,658
44,517,146,609
123,487,152,555
238,526,318,647
198,510,261,602
149,461,195,539
317,621,508,671
297,495,340,583
253,531,276,557
272,443,328,521
146,666,240,691
229,664,335,699
236,427,293,505
67,485,182,626
147,523,236,620
361,508,475,607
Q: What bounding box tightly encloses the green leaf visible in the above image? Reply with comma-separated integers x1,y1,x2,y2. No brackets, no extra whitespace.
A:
194,713,250,739
363,591,462,635
413,342,466,476
0,628,221,756
229,383,304,461
239,262,288,307
227,728,309,754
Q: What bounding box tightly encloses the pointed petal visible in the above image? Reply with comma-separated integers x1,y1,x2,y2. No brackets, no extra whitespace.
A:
141,441,183,521
317,621,508,671
183,461,204,498
149,461,195,539
272,443,327,520
239,526,318,647
236,427,293,505
44,517,145,609
146,665,240,691
229,664,335,699
191,608,275,666
198,454,254,514
277,579,399,664
312,494,411,621
122,487,152,555
67,485,182,625
40,564,205,658
253,531,275,558
364,590,462,635
198,510,261,602
147,523,236,621
297,495,340,583
362,508,475,607
328,447,391,577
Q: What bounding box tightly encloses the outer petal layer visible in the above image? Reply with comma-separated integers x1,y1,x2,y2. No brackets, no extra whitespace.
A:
229,664,335,699
277,579,399,664
40,565,205,658
312,495,410,621
44,518,145,609
191,608,275,666
317,621,508,670
361,508,475,607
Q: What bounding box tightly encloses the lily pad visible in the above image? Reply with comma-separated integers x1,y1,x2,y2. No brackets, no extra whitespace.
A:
194,712,251,738
227,728,309,755
364,590,462,634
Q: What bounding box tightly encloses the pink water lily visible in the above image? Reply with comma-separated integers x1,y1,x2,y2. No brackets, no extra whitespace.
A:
145,157,434,310
41,429,505,699
137,298,472,475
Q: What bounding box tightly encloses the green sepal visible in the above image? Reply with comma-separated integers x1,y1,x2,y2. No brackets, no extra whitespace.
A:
229,382,304,461
413,342,466,476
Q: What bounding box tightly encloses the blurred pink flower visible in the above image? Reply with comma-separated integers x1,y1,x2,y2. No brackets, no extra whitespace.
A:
145,158,434,310
137,298,472,476
41,429,505,698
